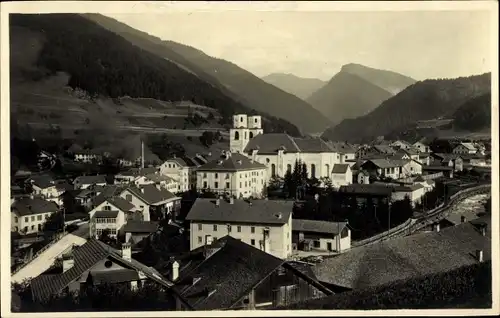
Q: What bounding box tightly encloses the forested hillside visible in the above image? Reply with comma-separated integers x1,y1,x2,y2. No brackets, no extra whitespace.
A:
10,14,301,136
322,73,491,143
83,14,332,134
452,93,491,131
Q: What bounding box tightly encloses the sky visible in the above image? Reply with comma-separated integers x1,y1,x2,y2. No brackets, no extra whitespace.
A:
108,10,492,81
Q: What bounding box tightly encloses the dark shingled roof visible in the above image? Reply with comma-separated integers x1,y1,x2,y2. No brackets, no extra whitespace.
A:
362,158,411,169
74,175,107,185
331,164,350,174
339,184,394,196
126,184,179,205
313,218,491,290
11,198,59,216
93,210,120,218
292,219,349,235
172,236,285,310
244,133,300,154
30,239,172,302
292,137,333,153
92,185,129,206
197,152,266,172
29,175,55,189
119,167,158,177
186,198,293,225
106,196,136,212
123,220,159,233
373,145,397,155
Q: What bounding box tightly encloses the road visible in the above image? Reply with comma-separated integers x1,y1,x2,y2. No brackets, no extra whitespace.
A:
71,222,90,239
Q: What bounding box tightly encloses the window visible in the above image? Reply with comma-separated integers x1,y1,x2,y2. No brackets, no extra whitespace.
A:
271,164,276,177
198,236,202,243
14,217,18,222
254,118,258,123
237,226,242,232
266,158,270,164
37,215,42,221
287,164,292,173
226,182,230,189
245,132,247,139
25,217,28,222
38,224,42,231
103,205,111,211
31,225,35,230
215,173,218,178
198,224,203,231
203,173,207,178
126,194,132,202
225,174,230,179
240,182,242,188
31,216,35,222
249,132,254,138
203,181,208,188
240,117,243,122
325,164,330,175
311,164,316,178
227,225,232,232
244,181,247,187
251,226,255,233
234,131,240,140
213,237,217,241
251,239,255,246
213,224,218,231
313,240,321,248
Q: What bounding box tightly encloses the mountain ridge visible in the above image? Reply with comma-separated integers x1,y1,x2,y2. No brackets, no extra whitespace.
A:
261,73,326,100
83,14,332,134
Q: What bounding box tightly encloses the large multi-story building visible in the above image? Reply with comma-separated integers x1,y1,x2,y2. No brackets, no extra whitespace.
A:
185,198,293,259
11,197,59,234
196,151,268,199
159,155,206,192
229,114,343,183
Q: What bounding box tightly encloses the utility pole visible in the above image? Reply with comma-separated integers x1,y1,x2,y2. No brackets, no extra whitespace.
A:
62,206,66,235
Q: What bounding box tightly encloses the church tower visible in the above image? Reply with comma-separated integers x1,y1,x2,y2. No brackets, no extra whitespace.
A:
230,114,264,153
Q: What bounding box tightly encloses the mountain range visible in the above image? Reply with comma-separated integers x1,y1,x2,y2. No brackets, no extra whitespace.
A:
261,73,326,100
306,64,417,126
83,14,332,135
322,73,492,143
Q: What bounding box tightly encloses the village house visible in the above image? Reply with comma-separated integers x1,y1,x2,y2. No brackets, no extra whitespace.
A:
159,155,207,192
330,164,353,188
359,158,422,180
326,142,357,163
73,175,107,190
338,184,393,207
196,151,268,199
185,198,294,259
430,153,464,171
229,114,343,184
292,219,352,253
167,236,331,310
390,184,426,206
29,239,173,304
11,197,59,234
28,175,58,199
114,167,158,184
453,142,478,155
461,154,488,167
422,165,454,178
119,184,182,222
122,220,160,245
88,196,140,239
389,140,413,150
412,141,430,153
134,172,179,193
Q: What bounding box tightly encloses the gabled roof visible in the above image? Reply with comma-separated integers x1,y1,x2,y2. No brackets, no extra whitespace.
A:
143,173,176,184
186,198,293,225
106,196,136,212
196,152,266,172
74,175,107,185
126,184,178,205
373,145,396,155
244,133,301,154
292,137,334,153
92,185,129,206
331,164,350,174
313,218,491,290
172,235,285,310
362,159,411,169
292,219,349,235
30,239,172,302
29,175,55,189
458,142,477,151
11,198,59,216
326,141,356,154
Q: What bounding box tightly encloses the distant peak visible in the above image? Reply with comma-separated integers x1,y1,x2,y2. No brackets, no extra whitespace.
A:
340,63,372,72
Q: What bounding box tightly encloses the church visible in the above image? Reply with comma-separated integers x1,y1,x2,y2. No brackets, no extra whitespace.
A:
229,114,351,183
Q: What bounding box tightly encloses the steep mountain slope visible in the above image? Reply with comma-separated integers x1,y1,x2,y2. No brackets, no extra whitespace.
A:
307,71,394,125
339,63,417,95
10,14,301,136
452,93,491,132
322,73,491,143
83,14,332,134
261,73,326,100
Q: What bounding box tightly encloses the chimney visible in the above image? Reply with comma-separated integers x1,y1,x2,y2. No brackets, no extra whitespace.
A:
229,197,234,204
216,198,220,206
121,242,132,261
476,249,484,263
314,193,319,202
170,260,180,281
480,224,487,236
62,253,74,273
140,187,145,194
141,139,145,169
461,216,467,223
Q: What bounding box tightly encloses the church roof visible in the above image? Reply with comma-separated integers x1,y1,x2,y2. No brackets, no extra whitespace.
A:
244,133,336,154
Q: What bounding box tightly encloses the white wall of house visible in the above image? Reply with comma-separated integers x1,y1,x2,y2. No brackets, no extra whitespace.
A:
301,229,351,252
89,200,128,238
453,145,476,155
119,189,150,222
189,215,292,259
159,160,197,192
197,169,267,199
401,161,423,176
413,142,430,153
11,211,54,234
331,170,353,188
391,187,426,205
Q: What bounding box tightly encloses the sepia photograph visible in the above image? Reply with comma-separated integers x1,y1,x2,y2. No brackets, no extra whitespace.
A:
1,1,498,316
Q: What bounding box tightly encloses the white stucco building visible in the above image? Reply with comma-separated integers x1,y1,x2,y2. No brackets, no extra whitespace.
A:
11,198,58,234
196,151,268,199
159,155,206,192
185,198,293,259
331,164,353,188
228,114,344,184
292,219,352,253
